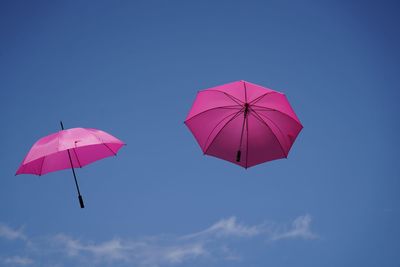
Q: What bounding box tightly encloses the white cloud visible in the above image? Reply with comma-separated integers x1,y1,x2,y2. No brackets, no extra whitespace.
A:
54,234,130,261
183,214,317,242
3,256,34,266
184,216,262,239
0,224,27,241
0,215,317,267
161,243,207,264
53,234,207,267
270,214,318,241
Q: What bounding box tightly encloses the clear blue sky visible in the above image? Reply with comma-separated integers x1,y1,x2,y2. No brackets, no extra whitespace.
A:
1,1,399,266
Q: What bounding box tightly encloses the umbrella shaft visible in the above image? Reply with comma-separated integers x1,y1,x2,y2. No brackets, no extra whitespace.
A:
67,149,85,208
70,162,81,196
66,149,82,196
60,121,81,196
237,104,249,162
244,103,249,117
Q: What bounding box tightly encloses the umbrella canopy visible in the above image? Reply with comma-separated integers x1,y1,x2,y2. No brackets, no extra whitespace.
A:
16,127,125,175
185,80,303,168
16,123,125,208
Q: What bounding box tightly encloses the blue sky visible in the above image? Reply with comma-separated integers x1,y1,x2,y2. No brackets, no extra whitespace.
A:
0,1,399,266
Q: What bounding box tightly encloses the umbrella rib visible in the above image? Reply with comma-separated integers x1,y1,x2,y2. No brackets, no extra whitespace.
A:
251,105,303,127
249,106,275,111
204,108,245,154
184,105,242,124
249,92,278,105
255,111,290,152
249,108,288,158
39,156,46,176
86,130,117,156
203,109,244,151
204,90,244,105
103,143,117,156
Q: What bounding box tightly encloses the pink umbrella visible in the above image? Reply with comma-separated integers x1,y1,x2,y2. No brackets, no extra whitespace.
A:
16,122,125,208
185,80,303,168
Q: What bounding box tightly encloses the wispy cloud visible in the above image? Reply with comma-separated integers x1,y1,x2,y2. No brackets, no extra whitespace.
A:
184,214,317,242
52,234,207,266
149,242,209,265
183,216,262,239
51,215,317,266
53,235,131,262
2,256,34,266
0,215,317,267
270,214,318,241
0,223,27,241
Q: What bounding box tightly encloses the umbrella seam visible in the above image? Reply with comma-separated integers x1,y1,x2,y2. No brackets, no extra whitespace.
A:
86,130,117,156
86,129,104,143
256,111,291,153
249,108,288,158
249,92,278,105
204,108,245,154
102,143,117,156
202,109,244,152
184,105,241,124
251,105,303,128
201,90,244,105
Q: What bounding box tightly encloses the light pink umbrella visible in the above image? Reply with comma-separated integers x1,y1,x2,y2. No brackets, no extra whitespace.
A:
185,80,303,168
16,122,125,208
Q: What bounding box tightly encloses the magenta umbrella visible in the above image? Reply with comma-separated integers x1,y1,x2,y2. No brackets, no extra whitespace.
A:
16,122,125,208
185,80,303,168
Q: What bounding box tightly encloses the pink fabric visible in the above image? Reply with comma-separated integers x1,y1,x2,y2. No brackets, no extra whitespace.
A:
185,80,303,168
16,128,125,175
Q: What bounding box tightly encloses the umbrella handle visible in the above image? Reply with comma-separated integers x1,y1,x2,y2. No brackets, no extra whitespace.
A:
78,195,85,208
236,150,241,162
